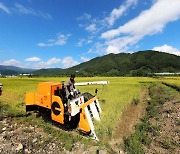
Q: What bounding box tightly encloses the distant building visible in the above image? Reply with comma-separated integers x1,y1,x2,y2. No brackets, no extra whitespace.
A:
6,75,17,78
19,73,33,77
153,72,180,75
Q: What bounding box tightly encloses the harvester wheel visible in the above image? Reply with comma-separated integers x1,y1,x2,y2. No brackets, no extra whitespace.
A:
51,101,61,116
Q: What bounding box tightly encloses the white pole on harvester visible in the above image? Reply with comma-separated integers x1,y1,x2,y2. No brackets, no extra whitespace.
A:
75,81,109,86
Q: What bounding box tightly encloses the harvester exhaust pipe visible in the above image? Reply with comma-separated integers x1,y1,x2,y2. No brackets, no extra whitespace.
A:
0,83,3,96
95,88,98,95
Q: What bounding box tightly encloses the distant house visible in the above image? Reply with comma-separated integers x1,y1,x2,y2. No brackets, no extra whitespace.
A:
19,73,33,77
20,73,30,76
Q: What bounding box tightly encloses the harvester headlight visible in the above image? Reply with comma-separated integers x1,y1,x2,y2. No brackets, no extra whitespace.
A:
70,91,74,96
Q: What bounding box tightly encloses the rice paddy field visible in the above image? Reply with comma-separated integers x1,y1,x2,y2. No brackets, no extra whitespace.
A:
0,76,179,143
160,77,180,90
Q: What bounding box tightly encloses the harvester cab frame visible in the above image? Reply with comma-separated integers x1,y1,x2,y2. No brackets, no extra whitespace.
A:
26,82,102,140
0,83,3,96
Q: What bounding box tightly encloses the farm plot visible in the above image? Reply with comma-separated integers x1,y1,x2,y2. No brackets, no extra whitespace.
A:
0,77,156,141
161,77,180,91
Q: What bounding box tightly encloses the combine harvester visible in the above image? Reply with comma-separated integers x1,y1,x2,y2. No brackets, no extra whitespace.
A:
26,81,105,140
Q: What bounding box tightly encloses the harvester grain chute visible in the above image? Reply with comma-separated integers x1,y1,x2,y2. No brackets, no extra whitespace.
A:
26,82,102,140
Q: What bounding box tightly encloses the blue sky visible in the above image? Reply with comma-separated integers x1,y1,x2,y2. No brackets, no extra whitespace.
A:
0,0,180,69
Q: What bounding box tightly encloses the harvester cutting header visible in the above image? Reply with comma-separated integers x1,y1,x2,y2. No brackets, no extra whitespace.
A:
26,76,102,140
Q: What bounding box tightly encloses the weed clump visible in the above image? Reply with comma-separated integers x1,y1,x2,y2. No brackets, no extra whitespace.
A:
146,99,158,118
161,137,173,149
132,98,140,105
124,135,144,154
124,120,152,153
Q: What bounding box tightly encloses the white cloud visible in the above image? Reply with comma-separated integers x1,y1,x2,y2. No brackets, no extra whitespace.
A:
62,57,79,68
56,33,71,45
15,3,35,15
100,0,180,54
0,57,80,69
87,42,107,55
0,2,11,14
81,57,90,62
102,0,180,39
15,3,52,19
106,45,120,54
77,13,105,35
35,57,61,69
37,43,48,47
47,57,61,65
87,39,92,44
1,59,20,66
77,13,91,20
25,57,41,62
106,0,138,26
77,1,137,45
85,24,97,32
153,44,180,56
105,35,141,53
38,33,71,47
35,57,79,69
77,37,93,47
77,39,86,47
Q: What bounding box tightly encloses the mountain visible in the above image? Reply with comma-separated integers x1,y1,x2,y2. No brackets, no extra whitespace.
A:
66,50,180,76
0,65,36,75
32,68,64,76
33,50,180,76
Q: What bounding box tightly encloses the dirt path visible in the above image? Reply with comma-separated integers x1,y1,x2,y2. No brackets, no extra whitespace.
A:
115,88,149,138
110,87,150,153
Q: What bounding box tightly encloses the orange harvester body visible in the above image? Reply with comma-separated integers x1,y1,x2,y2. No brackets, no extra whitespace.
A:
26,82,101,140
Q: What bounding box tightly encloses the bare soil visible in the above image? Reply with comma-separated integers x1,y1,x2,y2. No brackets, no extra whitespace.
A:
0,116,105,154
144,85,180,154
